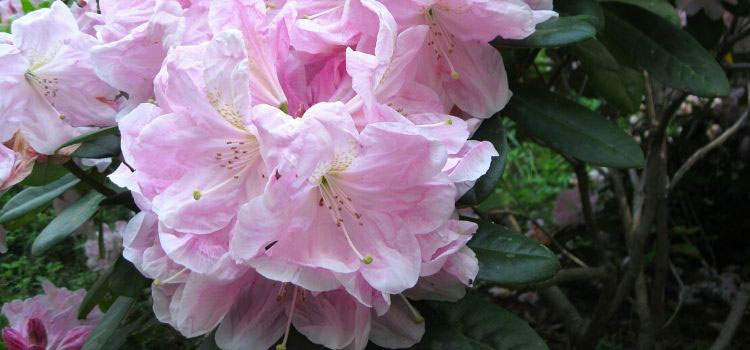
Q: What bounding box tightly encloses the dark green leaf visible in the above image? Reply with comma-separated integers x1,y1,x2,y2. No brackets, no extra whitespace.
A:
417,294,548,350
468,220,560,286
458,116,508,207
71,134,121,159
198,331,221,350
565,38,618,71
505,84,645,168
0,174,80,224
602,2,729,96
31,191,105,255
584,62,644,114
572,40,645,113
107,256,150,298
37,1,50,8
56,127,119,152
19,162,69,186
556,0,605,30
82,297,135,350
601,0,681,26
492,16,596,48
20,0,35,13
78,267,113,319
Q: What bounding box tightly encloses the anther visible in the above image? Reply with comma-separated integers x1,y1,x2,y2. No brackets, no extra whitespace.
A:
362,255,373,265
193,190,202,200
58,114,65,120
450,70,460,80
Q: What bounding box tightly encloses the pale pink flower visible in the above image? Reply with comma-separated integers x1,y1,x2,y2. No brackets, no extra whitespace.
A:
377,0,555,118
90,1,193,112
121,209,425,350
83,221,125,271
1,281,102,350
231,102,456,299
405,219,479,302
112,30,266,236
0,2,118,155
0,135,36,191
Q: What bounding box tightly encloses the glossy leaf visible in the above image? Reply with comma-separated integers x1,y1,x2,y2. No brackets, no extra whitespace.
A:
458,116,508,207
56,127,119,153
492,16,596,48
0,174,80,224
468,220,560,286
31,191,105,255
602,2,729,96
602,0,680,26
556,0,605,30
82,297,135,350
585,62,645,114
107,256,150,298
417,294,548,350
504,84,645,168
565,38,618,70
71,134,121,159
19,162,69,186
78,267,113,319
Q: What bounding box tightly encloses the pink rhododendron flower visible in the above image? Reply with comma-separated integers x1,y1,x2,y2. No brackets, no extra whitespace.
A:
378,0,556,118
1,281,102,350
231,102,456,297
84,221,125,271
0,1,118,154
120,210,426,350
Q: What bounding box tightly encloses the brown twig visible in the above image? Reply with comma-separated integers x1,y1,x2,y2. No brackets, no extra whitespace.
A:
670,105,749,192
710,284,750,350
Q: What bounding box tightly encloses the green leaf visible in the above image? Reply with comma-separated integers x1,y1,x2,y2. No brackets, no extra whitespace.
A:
468,220,560,286
71,134,121,159
565,38,618,70
20,0,35,13
57,127,119,152
107,256,150,298
31,191,106,255
556,0,605,30
571,40,645,113
601,0,680,26
417,294,548,350
19,162,69,186
601,2,729,96
584,62,645,114
78,267,113,319
0,174,80,224
492,16,596,48
37,1,50,8
82,297,135,350
504,84,645,168
458,116,508,207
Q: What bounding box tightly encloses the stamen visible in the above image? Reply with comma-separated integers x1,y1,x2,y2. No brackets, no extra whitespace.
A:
400,294,425,324
276,286,298,350
193,189,202,200
416,118,453,128
153,267,188,286
425,8,460,81
319,180,372,265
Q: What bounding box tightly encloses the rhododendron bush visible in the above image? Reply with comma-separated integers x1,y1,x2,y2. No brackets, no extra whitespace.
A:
0,0,744,349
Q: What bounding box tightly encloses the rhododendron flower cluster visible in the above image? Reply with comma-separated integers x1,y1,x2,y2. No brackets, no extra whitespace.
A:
0,0,555,348
1,281,102,350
